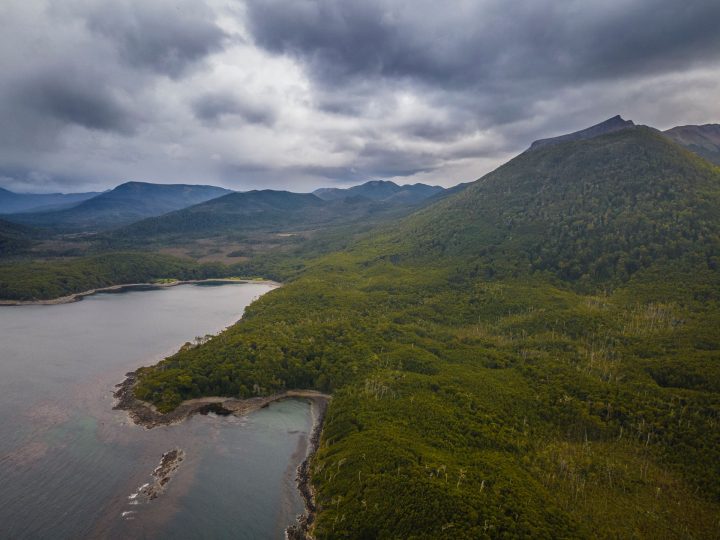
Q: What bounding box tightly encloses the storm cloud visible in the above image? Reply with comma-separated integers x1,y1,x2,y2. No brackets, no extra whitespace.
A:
0,0,719,193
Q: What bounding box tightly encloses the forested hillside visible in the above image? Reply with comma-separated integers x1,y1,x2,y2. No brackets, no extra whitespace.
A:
101,188,439,250
0,253,239,301
0,219,35,257
133,127,720,538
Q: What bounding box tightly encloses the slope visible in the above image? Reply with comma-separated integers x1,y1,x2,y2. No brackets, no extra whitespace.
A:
664,123,720,165
5,181,231,231
0,218,36,257
101,188,437,256
128,125,720,538
527,114,635,151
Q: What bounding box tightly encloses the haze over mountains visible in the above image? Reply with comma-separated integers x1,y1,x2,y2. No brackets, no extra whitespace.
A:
4,182,231,231
664,124,720,165
313,180,444,204
0,188,100,214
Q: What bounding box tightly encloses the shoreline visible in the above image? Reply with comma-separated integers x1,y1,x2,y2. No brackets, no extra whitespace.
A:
113,372,329,538
0,278,280,306
287,397,327,540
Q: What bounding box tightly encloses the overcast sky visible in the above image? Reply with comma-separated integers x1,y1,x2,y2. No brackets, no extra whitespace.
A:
1,0,719,193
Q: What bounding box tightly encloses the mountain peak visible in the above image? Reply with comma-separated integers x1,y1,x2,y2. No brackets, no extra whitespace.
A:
528,115,635,151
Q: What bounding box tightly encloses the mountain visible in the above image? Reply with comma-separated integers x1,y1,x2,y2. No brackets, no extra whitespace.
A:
103,187,441,251
527,114,635,151
0,187,100,214
399,125,720,284
5,181,231,231
664,123,720,165
313,180,444,204
112,190,328,241
133,121,720,538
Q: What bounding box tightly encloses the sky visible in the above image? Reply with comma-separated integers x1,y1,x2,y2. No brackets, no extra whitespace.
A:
1,0,719,194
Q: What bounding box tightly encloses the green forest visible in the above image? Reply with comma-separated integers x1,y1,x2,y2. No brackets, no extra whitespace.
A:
130,129,720,538
0,253,241,301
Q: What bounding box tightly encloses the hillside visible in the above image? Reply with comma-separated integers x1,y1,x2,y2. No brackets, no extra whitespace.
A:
100,188,438,260
5,182,231,231
313,180,444,204
0,187,99,214
664,123,720,165
395,126,720,285
0,252,239,301
132,124,720,538
0,218,35,257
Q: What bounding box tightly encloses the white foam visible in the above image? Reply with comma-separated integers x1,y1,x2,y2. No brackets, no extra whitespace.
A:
121,511,136,518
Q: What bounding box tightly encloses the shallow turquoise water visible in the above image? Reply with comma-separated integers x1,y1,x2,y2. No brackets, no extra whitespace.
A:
0,283,311,539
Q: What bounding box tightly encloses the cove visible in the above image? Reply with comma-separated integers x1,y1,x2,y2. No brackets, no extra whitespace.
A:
0,282,312,539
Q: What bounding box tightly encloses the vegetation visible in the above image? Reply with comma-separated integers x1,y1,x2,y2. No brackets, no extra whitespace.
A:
0,218,35,256
132,128,720,538
0,253,238,301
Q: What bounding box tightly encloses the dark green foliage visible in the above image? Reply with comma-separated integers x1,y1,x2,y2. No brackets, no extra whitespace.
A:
0,218,35,257
100,189,437,249
0,253,235,300
133,128,720,538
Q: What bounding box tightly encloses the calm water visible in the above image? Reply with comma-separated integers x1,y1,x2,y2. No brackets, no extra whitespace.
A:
0,283,313,539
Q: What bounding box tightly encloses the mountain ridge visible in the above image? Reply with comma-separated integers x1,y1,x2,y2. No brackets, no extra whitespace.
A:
313,180,444,204
528,115,635,151
5,181,232,231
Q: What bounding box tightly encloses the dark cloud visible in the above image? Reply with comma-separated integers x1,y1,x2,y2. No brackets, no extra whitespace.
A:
80,1,227,78
17,71,137,135
246,0,720,91
192,92,276,126
1,0,719,194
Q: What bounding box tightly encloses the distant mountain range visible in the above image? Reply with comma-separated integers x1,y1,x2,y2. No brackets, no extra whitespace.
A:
3,117,719,245
106,181,445,246
664,124,720,165
0,187,100,214
313,180,444,204
4,181,232,231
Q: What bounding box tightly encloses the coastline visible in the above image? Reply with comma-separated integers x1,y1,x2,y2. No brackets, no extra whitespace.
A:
113,372,329,538
0,278,280,306
287,397,327,540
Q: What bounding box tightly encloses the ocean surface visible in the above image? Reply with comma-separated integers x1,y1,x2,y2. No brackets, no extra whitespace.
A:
0,283,312,539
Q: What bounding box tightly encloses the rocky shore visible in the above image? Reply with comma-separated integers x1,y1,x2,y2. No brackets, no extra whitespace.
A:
140,449,185,500
113,371,329,428
114,370,330,538
286,398,327,540
0,278,279,306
